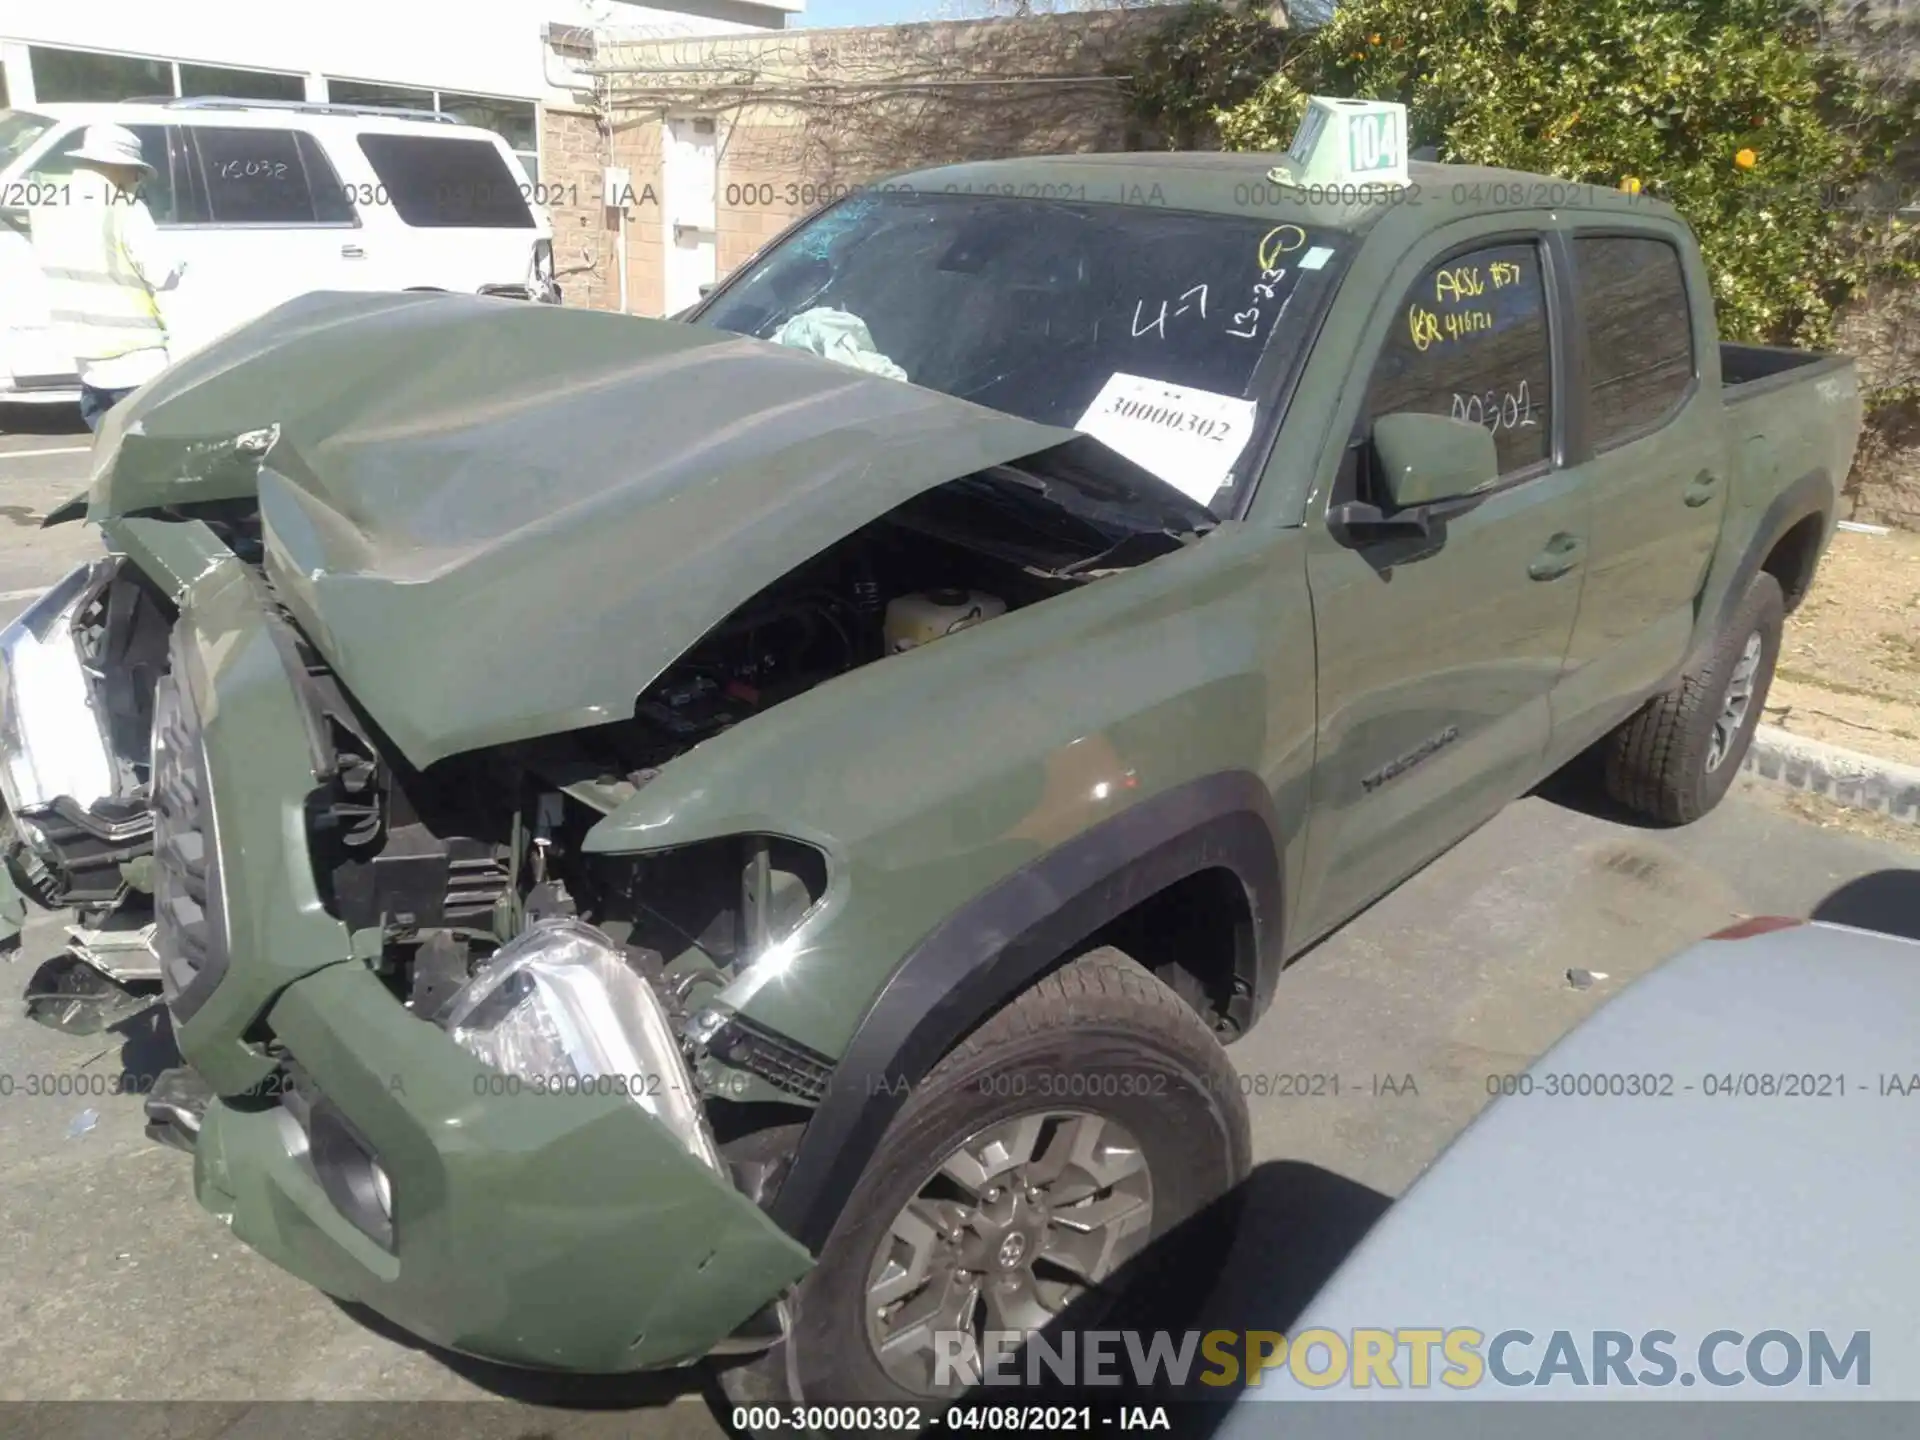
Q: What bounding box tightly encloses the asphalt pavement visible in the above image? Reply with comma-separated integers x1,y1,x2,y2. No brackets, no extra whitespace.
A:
0,409,1915,1431
0,409,102,598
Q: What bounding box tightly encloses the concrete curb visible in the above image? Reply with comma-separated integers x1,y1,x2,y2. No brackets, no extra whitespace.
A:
1743,725,1920,826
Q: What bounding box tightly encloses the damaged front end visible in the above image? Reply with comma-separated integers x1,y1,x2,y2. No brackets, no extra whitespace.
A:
78,288,1217,1371
146,539,813,1368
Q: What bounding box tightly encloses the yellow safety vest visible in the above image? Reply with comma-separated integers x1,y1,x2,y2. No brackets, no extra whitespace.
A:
29,173,167,364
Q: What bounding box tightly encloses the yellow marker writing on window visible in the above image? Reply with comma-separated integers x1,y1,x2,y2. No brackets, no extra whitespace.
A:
1258,225,1307,272
1433,266,1486,303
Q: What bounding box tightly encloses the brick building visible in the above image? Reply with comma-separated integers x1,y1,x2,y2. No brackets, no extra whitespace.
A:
537,10,1171,317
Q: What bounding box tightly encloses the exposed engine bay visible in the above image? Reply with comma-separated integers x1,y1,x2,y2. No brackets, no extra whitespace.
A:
18,433,1203,1175
271,467,1189,1176
306,496,1083,979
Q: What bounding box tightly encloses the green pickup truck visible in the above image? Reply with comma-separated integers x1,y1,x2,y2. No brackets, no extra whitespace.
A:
0,113,1860,1417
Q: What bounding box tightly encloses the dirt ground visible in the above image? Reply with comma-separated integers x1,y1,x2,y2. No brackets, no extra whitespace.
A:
1765,525,1920,768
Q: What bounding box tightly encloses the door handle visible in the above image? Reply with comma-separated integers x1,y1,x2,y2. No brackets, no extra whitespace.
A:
1683,469,1719,507
1528,532,1584,582
340,244,366,258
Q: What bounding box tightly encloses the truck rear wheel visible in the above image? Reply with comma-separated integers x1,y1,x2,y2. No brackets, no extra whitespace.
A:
715,946,1251,1433
1603,572,1784,825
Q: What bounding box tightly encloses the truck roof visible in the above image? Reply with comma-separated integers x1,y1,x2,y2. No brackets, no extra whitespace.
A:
889,152,1679,232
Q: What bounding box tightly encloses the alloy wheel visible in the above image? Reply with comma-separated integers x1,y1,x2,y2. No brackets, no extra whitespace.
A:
862,1109,1155,1394
1706,630,1764,773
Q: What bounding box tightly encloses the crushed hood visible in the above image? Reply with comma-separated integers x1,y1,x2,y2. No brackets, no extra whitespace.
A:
87,290,1207,770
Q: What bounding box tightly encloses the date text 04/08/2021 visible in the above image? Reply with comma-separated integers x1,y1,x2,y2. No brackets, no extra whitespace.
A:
852,1070,1415,1100
728,1404,1173,1432
1481,1072,1920,1098
1228,179,1643,210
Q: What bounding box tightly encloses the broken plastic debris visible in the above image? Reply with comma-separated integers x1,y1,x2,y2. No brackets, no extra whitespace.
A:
67,1107,99,1138
1566,968,1596,990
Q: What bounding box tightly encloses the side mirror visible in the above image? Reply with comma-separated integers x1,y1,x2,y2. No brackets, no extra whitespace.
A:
1372,411,1499,510
697,282,717,299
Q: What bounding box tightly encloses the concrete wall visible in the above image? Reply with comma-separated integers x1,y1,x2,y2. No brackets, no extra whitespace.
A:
1824,0,1920,528
1837,281,1920,530
548,10,1167,317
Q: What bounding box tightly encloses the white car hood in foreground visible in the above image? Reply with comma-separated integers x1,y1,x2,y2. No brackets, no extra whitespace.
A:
1225,920,1920,1412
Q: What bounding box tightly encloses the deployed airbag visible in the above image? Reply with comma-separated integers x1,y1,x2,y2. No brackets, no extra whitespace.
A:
770,306,908,382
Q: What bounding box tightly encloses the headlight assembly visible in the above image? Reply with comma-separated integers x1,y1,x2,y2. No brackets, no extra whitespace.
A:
0,561,117,821
442,917,724,1173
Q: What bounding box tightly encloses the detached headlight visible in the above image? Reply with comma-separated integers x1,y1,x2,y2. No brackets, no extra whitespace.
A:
442,917,724,1173
0,561,116,820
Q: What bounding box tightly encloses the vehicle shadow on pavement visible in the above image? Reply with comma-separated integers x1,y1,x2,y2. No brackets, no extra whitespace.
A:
330,1298,706,1408
1173,1160,1394,1343
1814,867,1920,941
0,403,87,436
1530,746,1665,828
113,995,180,1080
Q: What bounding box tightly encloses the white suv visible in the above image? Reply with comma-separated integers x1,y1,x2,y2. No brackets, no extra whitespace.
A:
0,97,560,406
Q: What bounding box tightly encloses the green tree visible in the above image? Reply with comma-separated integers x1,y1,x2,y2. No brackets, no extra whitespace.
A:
1131,0,1917,350
1122,2,1292,148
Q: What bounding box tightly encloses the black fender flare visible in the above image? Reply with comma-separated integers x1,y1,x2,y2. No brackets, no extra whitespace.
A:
766,769,1284,1253
1686,468,1832,671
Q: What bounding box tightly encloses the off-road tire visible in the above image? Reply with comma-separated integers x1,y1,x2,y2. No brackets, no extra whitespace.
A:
714,946,1251,1436
1603,572,1784,825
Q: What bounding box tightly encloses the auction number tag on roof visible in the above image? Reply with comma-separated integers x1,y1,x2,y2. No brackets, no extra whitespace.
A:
1075,373,1258,505
1270,96,1410,188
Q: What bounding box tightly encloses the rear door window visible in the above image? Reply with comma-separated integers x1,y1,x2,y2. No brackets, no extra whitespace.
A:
1361,239,1554,479
1576,235,1695,448
355,134,534,228
186,125,353,225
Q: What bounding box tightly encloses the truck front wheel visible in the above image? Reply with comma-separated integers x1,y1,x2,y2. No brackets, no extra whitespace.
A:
1603,571,1784,825
716,946,1251,1429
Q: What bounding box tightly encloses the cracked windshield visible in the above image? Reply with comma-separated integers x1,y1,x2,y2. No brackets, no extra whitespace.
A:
699,191,1349,506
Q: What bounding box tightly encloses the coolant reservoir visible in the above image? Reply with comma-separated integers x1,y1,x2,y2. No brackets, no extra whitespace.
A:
884,588,1007,653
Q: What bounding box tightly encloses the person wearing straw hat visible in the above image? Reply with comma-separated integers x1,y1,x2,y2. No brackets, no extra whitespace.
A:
28,124,186,431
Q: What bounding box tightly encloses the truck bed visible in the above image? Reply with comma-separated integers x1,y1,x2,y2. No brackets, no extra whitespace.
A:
1722,341,1851,401
1717,341,1863,610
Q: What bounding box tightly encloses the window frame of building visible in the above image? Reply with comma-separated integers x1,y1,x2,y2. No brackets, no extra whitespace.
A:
28,44,304,106
325,78,438,115
27,45,173,104
176,62,306,104
1572,231,1699,455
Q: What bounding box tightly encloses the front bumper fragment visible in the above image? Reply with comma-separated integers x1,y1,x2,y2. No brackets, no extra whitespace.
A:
148,517,811,1371
196,962,812,1370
